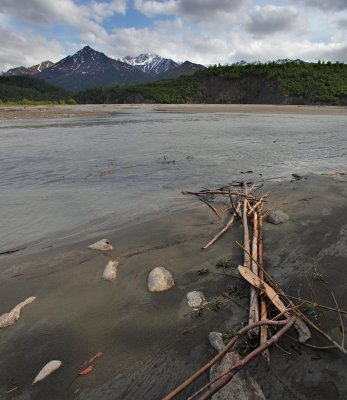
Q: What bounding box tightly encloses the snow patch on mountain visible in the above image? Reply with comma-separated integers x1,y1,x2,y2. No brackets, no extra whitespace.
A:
121,53,178,76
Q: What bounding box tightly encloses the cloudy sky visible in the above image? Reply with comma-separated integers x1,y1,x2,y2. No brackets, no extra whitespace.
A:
0,0,346,71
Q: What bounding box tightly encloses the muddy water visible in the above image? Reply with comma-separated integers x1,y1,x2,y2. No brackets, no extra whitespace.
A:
0,108,346,251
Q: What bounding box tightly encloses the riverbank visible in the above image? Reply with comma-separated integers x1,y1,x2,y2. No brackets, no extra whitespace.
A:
1,174,347,399
0,103,347,121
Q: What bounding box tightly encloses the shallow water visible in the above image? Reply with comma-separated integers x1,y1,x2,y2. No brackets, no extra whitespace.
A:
0,108,346,251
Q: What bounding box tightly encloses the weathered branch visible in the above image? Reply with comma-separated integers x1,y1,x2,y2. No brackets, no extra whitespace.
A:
202,202,241,249
195,316,296,400
162,318,291,400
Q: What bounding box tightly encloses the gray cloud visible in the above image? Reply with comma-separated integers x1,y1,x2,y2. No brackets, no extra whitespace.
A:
0,0,126,27
296,0,347,11
0,26,65,71
335,16,347,29
178,0,247,19
135,0,248,21
245,5,303,36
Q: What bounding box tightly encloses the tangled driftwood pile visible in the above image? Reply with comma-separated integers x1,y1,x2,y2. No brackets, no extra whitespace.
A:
163,181,346,400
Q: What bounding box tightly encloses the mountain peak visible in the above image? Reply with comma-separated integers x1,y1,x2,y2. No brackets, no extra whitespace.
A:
122,53,178,76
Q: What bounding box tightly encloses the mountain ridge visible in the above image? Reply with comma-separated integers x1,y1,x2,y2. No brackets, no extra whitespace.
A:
4,61,54,77
3,46,205,90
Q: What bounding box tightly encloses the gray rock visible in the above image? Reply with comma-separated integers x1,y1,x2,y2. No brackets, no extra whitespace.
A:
187,291,205,308
267,210,289,225
147,267,174,292
292,172,311,180
210,352,266,400
208,332,225,353
88,239,113,251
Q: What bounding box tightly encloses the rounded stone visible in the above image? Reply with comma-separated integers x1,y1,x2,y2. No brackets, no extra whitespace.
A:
147,267,174,292
267,210,289,225
208,331,225,353
186,291,206,308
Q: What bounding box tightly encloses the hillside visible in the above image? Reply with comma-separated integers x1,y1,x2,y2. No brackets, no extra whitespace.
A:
75,61,347,105
0,75,71,102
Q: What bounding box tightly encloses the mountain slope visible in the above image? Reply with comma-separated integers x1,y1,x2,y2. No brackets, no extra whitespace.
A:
75,62,347,105
39,46,151,91
122,53,178,76
156,61,206,79
4,61,54,77
0,75,71,102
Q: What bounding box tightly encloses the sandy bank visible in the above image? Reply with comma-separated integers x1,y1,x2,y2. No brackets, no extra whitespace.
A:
0,103,346,121
0,174,347,399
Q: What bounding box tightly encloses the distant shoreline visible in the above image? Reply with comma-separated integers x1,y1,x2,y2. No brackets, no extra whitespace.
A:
0,103,347,120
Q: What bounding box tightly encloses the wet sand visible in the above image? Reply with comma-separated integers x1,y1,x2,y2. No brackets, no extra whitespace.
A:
0,103,347,121
0,174,347,399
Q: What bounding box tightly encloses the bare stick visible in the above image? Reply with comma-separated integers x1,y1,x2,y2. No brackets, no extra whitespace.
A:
286,295,347,315
247,193,269,216
236,241,311,343
259,212,270,363
162,318,290,400
202,202,241,249
321,281,345,348
242,182,251,269
199,197,222,219
248,210,260,336
228,189,240,217
195,316,296,400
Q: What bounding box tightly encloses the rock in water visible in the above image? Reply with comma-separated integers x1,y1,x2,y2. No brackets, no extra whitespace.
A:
102,259,120,282
187,291,205,308
33,360,62,384
266,210,289,225
208,332,225,353
0,296,36,329
210,352,266,400
147,267,174,292
88,239,113,251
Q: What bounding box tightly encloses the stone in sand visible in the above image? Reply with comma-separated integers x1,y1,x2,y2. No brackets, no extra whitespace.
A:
0,296,36,329
102,259,120,282
88,239,113,251
210,352,266,400
187,291,206,308
33,360,62,384
147,267,174,292
208,331,225,353
322,171,346,177
267,210,289,225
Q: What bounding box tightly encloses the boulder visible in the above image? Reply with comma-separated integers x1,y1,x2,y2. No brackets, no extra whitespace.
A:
147,267,174,292
102,259,120,282
210,352,266,400
88,239,113,251
208,332,225,353
266,210,289,225
187,291,206,308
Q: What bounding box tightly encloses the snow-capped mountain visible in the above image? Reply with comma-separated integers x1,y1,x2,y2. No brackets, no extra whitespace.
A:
122,53,178,76
3,46,206,91
4,61,54,76
39,46,150,91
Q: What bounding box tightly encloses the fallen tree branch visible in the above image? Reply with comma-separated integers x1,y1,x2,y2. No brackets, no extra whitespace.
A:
198,197,222,219
194,316,296,400
202,202,241,249
162,318,291,400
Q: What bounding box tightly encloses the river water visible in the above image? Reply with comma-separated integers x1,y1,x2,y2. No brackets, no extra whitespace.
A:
0,108,346,251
